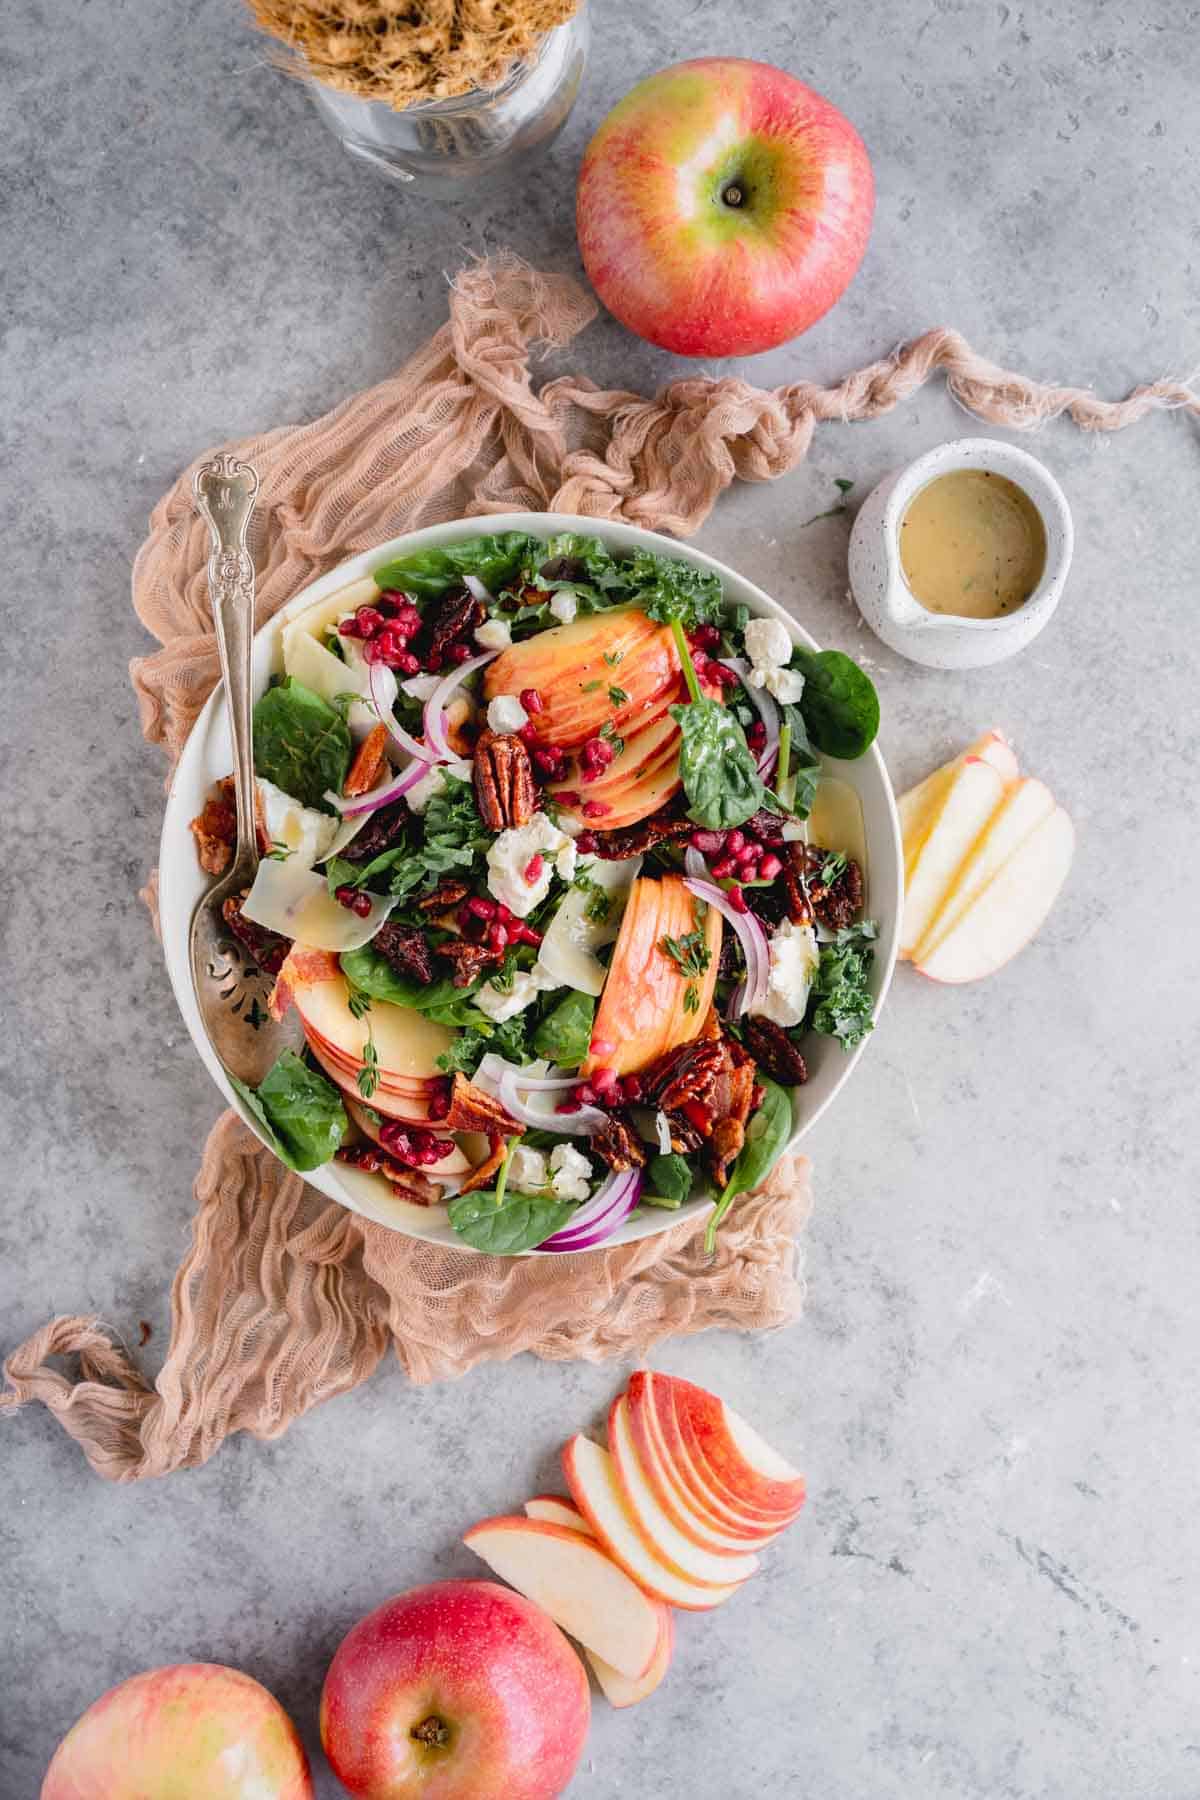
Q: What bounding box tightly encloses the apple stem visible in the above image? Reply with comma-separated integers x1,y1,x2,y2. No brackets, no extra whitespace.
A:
411,1714,451,1748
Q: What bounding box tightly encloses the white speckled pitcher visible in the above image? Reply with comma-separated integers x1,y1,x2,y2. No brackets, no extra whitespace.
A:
848,438,1074,670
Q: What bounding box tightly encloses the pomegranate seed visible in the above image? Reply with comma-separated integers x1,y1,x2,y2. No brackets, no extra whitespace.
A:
736,842,759,867
523,853,545,884
393,650,420,675
335,884,361,912
555,789,581,806
487,923,510,951
747,721,767,753
445,642,473,664
467,896,497,920
556,1098,583,1114
518,722,540,744
690,624,721,651
574,831,598,853
424,651,443,673
362,636,388,664
690,829,725,854
579,736,615,780
575,1083,598,1106
710,855,736,879
726,831,745,855
583,801,611,819
520,687,544,714
620,1075,643,1103
590,1038,615,1057
759,853,782,879
428,1083,452,1120
338,616,367,640
592,1067,619,1095
707,662,739,688
373,592,400,617
726,885,749,913
354,605,385,637
511,922,542,946
495,904,517,926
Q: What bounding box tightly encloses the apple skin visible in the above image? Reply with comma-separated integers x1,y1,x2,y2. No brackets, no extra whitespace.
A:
41,1663,313,1800
577,57,874,357
320,1581,590,1800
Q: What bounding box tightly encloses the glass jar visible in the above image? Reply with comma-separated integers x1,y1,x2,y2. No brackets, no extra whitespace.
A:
307,8,589,195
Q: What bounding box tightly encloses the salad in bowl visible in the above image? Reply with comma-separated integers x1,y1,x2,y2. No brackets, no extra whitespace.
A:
173,517,897,1255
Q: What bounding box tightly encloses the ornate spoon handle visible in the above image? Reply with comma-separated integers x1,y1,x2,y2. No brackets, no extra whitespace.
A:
192,454,261,869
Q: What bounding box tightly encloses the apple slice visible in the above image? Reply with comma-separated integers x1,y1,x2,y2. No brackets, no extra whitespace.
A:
306,1038,442,1125
462,1516,660,1681
581,875,722,1077
586,1604,674,1708
623,1375,781,1552
915,804,1074,984
275,949,456,1080
899,756,1009,959
658,1375,807,1520
562,1435,745,1611
607,1398,760,1584
484,610,677,750
912,776,1056,965
640,1372,792,1536
525,1495,593,1534
899,730,1017,877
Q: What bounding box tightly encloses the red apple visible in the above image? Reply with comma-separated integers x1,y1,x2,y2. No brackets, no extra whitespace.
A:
576,57,874,357
41,1663,312,1799
319,1581,589,1800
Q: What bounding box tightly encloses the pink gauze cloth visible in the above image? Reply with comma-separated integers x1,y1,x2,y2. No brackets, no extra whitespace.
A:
3,253,1193,1483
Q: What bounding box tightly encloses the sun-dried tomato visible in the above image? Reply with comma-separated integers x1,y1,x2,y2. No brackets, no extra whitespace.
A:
221,892,290,975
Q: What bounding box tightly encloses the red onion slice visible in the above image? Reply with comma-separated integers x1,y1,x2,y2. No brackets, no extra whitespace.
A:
538,1169,644,1252
424,649,499,762
323,756,432,818
369,662,440,765
497,1067,608,1137
463,574,496,605
721,656,781,779
682,875,769,1015
684,846,708,880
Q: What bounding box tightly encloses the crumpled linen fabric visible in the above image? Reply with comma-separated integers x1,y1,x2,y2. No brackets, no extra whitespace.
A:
5,253,1187,1482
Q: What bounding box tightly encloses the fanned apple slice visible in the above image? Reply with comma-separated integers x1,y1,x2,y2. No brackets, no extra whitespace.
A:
656,1374,806,1522
915,805,1074,984
484,610,676,750
607,1398,760,1583
463,1516,660,1681
912,776,1056,965
524,1495,593,1533
623,1374,782,1551
899,756,1009,958
562,1435,745,1611
642,1376,788,1536
899,730,1017,877
586,1605,674,1708
581,875,721,1077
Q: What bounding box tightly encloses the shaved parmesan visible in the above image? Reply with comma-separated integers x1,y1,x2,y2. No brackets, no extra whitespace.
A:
536,856,641,996
241,858,393,951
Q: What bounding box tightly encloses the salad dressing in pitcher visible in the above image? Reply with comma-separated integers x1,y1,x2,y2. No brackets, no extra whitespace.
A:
899,469,1047,618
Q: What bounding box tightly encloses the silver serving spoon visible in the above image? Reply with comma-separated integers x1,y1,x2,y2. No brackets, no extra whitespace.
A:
188,453,301,1084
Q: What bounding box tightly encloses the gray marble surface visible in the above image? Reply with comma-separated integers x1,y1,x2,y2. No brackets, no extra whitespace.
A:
3,2,1198,1795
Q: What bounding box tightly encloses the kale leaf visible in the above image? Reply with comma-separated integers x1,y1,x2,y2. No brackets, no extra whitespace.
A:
806,921,879,1049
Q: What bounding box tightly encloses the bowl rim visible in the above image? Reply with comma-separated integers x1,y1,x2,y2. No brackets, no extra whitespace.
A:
159,511,902,1254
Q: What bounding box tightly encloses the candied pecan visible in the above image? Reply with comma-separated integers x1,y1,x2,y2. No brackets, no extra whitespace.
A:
781,852,815,926
336,1143,441,1205
372,920,435,986
640,1034,724,1114
344,722,389,797
591,1112,648,1173
455,1133,508,1195
745,882,791,929
793,844,864,932
741,1016,809,1087
339,797,410,865
416,587,485,665
663,1112,704,1154
702,1037,757,1188
190,776,270,873
416,878,471,913
744,808,787,846
444,1075,520,1136
221,891,290,975
591,799,694,860
434,937,504,988
473,729,536,831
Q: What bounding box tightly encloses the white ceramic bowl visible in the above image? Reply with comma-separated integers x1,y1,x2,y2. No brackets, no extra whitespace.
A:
160,513,902,1250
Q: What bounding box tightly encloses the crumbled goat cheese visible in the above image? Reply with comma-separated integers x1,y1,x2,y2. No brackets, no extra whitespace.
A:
257,778,337,868
755,918,820,1027
508,1146,549,1194
475,964,558,1024
405,758,471,816
549,593,578,624
744,616,793,671
475,618,512,650
486,814,575,917
550,1142,593,1202
487,693,529,734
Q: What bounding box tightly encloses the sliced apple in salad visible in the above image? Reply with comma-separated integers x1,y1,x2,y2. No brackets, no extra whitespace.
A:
581,874,721,1077
483,609,681,750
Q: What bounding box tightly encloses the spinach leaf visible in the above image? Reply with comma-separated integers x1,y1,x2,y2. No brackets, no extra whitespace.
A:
806,921,878,1050
372,531,539,600
228,1050,348,1173
704,1074,794,1251
645,1151,694,1208
790,648,880,760
533,991,595,1069
448,1187,575,1254
339,946,492,1030
778,703,822,820
668,620,767,833
252,678,352,813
